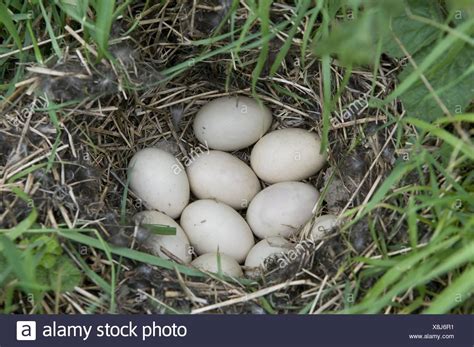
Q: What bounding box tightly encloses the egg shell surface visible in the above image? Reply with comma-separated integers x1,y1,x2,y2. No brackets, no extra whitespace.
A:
128,148,190,218
180,199,255,263
187,150,261,210
134,210,192,263
246,181,320,238
250,128,326,183
244,237,292,268
193,96,272,151
192,253,243,277
311,214,339,240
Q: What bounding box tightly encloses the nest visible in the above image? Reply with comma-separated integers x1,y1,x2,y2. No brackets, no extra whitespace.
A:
0,2,405,314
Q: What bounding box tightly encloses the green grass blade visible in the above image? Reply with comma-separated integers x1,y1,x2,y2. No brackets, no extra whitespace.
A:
59,0,88,19
38,0,62,58
345,238,472,313
407,196,419,249
142,224,177,236
434,113,474,124
363,237,459,303
0,3,23,55
161,21,289,80
251,0,271,94
269,1,310,76
320,54,331,153
0,236,46,294
56,229,204,277
26,20,43,64
233,0,257,58
300,2,323,68
382,18,474,105
69,247,112,293
424,266,474,313
347,161,419,222
94,0,115,57
6,208,38,241
56,0,95,31
404,117,474,160
120,171,131,225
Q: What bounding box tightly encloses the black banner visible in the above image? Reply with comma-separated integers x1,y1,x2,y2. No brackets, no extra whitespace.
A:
1,314,472,347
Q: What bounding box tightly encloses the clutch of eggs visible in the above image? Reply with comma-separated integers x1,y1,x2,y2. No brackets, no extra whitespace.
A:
127,96,331,275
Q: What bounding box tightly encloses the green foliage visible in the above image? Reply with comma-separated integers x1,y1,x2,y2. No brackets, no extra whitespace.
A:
19,235,83,292
0,2,23,54
0,0,122,65
446,0,474,21
49,257,83,292
251,0,271,94
38,0,63,58
386,1,474,121
6,204,38,240
59,0,89,22
55,0,118,57
383,0,444,58
397,36,474,121
313,0,474,121
0,253,8,282
56,229,205,277
93,0,116,57
269,0,311,76
425,266,474,313
0,235,46,310
342,113,474,313
142,224,177,236
313,0,404,65
0,232,82,302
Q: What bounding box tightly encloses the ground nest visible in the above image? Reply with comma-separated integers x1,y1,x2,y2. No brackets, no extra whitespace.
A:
0,2,412,314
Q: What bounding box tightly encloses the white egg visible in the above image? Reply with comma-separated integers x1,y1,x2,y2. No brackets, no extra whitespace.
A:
128,148,190,218
180,199,255,263
134,210,192,263
244,237,292,268
311,214,339,240
186,150,261,210
247,182,320,238
192,253,243,277
193,96,273,151
250,128,327,183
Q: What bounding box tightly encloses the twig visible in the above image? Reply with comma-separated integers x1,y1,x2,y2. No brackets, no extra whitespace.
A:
191,280,311,314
